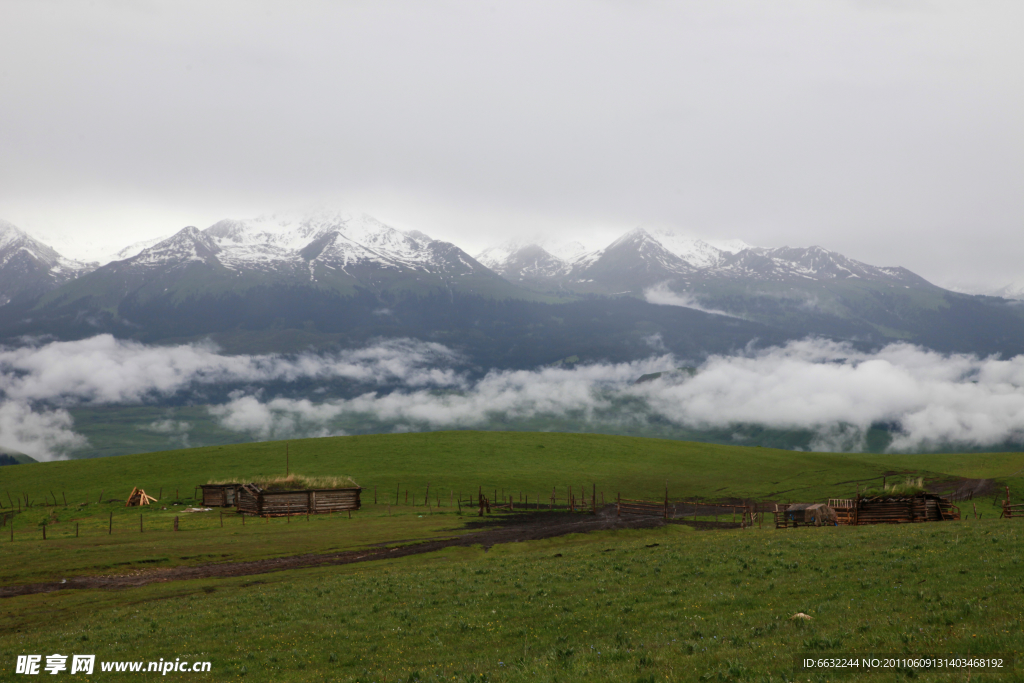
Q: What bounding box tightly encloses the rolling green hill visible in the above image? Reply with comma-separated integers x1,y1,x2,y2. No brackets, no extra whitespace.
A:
4,431,1022,509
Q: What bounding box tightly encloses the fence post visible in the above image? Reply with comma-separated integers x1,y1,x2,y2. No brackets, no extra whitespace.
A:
98,490,104,504
76,523,79,538
174,516,179,532
664,488,668,520
617,493,620,517
42,523,46,540
109,512,112,535
140,515,143,533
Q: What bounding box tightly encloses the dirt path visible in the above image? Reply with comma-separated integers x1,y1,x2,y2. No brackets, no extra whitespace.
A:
2,507,689,599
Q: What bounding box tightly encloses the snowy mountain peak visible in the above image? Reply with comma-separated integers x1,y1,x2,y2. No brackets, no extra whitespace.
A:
0,218,29,249
132,226,221,266
0,219,95,305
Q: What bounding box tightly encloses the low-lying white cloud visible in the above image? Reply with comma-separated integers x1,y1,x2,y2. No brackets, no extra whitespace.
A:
210,338,1024,453
643,282,740,318
0,401,86,459
5,334,1024,460
0,334,462,405
0,335,461,459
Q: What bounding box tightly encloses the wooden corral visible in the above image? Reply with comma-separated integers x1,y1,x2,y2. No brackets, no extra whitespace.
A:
849,493,959,524
236,484,361,517
200,484,240,508
829,499,856,525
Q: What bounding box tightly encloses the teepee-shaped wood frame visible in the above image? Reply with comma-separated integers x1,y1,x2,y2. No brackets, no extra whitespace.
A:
126,487,158,507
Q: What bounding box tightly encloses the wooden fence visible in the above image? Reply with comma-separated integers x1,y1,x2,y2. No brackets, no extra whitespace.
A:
1002,487,1023,519
616,494,668,519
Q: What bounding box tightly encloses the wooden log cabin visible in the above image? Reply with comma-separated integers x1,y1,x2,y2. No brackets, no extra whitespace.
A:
236,483,361,517
200,484,241,507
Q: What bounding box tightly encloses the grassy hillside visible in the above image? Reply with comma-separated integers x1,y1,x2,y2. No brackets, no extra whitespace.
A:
7,431,1024,511
3,432,1024,682
2,517,1021,682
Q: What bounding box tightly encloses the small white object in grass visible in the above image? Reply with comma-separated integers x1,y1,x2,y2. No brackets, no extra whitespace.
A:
790,612,813,620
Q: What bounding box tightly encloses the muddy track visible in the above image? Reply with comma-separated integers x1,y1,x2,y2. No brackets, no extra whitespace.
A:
2,507,681,599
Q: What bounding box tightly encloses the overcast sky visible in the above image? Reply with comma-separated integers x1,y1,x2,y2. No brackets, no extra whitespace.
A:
1,0,1021,288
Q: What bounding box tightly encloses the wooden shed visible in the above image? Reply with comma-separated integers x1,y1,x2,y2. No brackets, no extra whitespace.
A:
200,484,241,508
236,484,361,517
848,493,959,524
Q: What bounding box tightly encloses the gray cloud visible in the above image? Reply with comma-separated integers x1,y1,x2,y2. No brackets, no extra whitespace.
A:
0,1,1021,289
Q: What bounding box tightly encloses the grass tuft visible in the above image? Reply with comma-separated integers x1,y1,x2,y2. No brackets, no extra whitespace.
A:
863,476,927,497
208,473,359,490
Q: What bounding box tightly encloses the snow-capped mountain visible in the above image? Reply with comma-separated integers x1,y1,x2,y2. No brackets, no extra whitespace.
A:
4,212,1024,360
24,210,520,324
0,219,94,305
713,245,930,285
477,227,928,292
475,239,574,282
102,235,170,265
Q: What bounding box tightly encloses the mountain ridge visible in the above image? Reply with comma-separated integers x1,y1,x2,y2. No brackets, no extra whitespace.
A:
3,213,1024,360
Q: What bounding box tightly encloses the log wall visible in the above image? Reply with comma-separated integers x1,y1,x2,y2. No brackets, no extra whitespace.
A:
201,485,239,508
235,485,361,516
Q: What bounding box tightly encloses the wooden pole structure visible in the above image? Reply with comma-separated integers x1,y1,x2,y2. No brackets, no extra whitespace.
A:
42,523,46,540
140,515,143,533
62,492,67,508
174,516,179,531
396,483,400,505
286,442,289,476
109,512,112,535
617,492,620,517
76,523,79,538
98,490,104,504
425,484,430,506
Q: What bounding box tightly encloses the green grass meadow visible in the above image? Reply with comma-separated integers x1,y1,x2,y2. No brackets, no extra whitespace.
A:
2,432,1024,682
